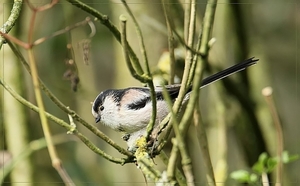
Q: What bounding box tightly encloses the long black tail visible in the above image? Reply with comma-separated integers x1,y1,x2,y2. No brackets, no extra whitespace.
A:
200,57,259,88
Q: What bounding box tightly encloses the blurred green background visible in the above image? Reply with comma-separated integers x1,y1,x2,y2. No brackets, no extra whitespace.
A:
0,0,299,185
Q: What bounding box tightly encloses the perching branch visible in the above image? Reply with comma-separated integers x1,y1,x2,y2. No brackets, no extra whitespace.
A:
134,137,162,182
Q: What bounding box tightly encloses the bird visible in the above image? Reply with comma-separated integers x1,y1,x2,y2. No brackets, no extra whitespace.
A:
92,57,258,150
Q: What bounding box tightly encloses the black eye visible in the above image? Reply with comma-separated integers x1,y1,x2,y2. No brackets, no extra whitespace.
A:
99,105,104,111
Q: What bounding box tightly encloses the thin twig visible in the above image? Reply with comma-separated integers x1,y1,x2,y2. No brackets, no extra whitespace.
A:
27,44,75,185
33,17,94,46
262,87,283,186
137,15,205,57
194,107,216,185
210,85,228,185
87,17,96,38
120,0,150,74
187,27,202,86
2,17,94,48
162,0,176,84
25,4,72,181
183,0,191,42
0,32,30,49
161,85,193,185
145,86,157,139
67,107,77,134
173,28,204,57
119,15,150,83
25,0,58,12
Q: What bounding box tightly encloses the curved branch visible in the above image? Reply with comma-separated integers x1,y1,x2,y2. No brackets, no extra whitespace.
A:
0,78,132,164
6,40,132,157
0,0,23,49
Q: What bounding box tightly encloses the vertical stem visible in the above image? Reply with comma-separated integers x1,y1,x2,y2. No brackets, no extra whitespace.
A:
166,1,197,183
27,49,68,182
162,0,176,84
262,172,270,186
180,0,218,185
27,48,54,157
161,86,194,185
159,151,187,186
262,87,283,186
183,0,191,42
194,108,216,185
25,6,74,186
120,0,150,74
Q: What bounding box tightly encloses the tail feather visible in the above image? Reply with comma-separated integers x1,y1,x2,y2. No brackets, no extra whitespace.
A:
200,57,259,88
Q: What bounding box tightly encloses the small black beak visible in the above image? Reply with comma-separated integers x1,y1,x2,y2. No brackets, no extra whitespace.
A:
95,116,101,123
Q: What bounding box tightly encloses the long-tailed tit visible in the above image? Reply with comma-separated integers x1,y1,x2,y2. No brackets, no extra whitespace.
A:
92,57,258,150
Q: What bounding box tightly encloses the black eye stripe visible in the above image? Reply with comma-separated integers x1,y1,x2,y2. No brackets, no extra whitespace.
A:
93,89,126,112
93,91,106,112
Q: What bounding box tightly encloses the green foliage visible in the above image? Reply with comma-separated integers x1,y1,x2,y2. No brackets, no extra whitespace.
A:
230,170,258,183
230,151,299,184
282,151,299,163
252,152,277,174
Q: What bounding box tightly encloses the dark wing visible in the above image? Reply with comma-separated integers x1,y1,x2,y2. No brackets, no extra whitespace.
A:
127,96,150,110
155,84,181,101
124,85,181,109
125,88,151,110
